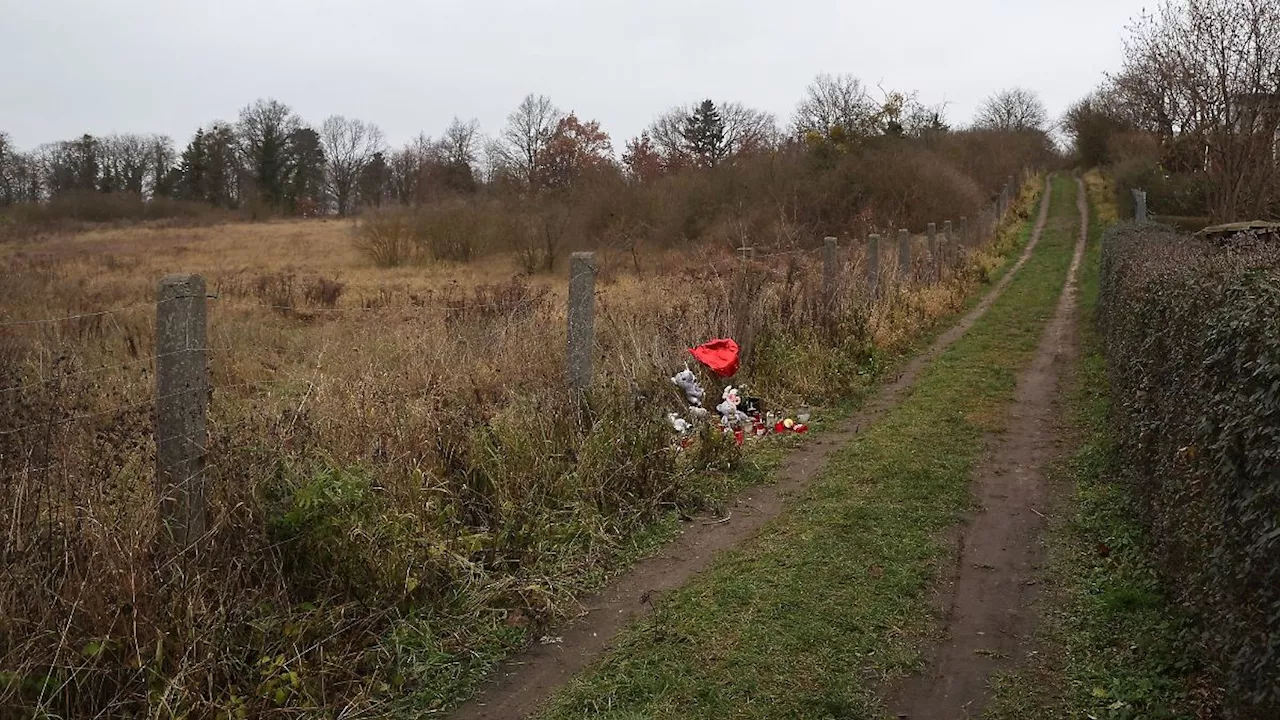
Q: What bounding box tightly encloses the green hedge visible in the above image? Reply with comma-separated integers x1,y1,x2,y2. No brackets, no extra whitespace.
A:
1099,223,1280,715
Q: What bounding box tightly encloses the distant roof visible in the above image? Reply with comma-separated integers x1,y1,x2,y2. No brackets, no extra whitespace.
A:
1195,220,1280,239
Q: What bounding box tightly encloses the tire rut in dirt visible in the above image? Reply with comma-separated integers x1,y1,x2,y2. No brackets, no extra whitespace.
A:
889,175,1089,720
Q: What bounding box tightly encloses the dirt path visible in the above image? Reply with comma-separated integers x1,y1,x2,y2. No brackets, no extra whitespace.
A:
451,179,1055,720
889,176,1089,719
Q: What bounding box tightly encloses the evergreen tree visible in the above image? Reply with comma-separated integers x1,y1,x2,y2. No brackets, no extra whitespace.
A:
237,98,300,210
177,128,209,202
357,151,389,209
285,127,325,214
681,100,727,168
205,124,239,208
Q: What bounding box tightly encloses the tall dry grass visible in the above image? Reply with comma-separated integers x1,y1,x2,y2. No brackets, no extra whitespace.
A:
0,172,1043,717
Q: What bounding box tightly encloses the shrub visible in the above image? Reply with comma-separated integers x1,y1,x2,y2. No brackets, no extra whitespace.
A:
412,201,482,263
1099,222,1280,715
354,209,417,267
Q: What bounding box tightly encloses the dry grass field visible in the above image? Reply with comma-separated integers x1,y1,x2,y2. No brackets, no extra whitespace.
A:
0,184,1038,716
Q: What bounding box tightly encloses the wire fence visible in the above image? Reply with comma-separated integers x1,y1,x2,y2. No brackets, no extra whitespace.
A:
0,173,1030,553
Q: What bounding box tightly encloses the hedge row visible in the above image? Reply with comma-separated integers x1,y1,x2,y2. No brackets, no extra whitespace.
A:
1099,223,1280,715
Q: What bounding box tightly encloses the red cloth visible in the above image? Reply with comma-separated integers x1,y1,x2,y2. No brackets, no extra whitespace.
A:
689,338,740,378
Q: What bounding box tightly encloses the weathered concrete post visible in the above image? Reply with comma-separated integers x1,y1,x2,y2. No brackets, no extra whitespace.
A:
867,234,881,298
959,216,969,246
155,273,209,548
898,228,911,280
1132,188,1148,223
567,252,596,391
823,236,837,312
927,222,939,282
943,220,954,268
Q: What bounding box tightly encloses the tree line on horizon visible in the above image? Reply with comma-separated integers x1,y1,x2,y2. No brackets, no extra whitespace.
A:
0,76,1052,220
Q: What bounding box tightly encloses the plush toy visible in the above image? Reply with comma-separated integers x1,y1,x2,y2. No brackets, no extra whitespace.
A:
670,367,705,408
716,385,751,427
667,412,691,434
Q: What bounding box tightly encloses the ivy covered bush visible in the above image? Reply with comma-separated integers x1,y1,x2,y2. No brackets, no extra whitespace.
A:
1099,223,1280,715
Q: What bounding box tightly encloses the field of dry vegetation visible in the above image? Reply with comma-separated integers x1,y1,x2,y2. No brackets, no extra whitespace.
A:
0,148,1046,716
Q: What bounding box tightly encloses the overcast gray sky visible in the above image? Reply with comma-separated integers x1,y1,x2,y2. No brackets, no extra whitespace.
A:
1,0,1146,152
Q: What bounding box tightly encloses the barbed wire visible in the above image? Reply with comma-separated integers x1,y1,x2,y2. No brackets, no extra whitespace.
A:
0,379,290,438
211,296,551,315
0,349,207,395
0,463,59,481
0,301,157,329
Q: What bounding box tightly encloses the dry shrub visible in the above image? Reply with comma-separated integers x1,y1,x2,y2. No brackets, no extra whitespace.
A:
444,279,548,325
0,192,237,241
930,128,1058,196
354,210,417,267
303,276,344,309
345,131,1054,272
412,201,483,262
233,271,345,317
841,145,984,231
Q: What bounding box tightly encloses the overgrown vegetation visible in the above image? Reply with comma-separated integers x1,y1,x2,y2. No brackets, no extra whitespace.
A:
0,166,1043,715
350,129,1051,272
1098,218,1280,715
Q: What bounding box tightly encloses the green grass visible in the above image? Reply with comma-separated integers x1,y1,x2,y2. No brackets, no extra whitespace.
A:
534,176,1082,719
983,180,1201,720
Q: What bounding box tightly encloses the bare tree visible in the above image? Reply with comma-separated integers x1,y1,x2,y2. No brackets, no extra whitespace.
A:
793,73,881,139
500,94,563,189
320,115,385,215
647,106,692,167
0,134,41,205
387,133,437,205
481,136,512,185
440,117,481,170
0,131,16,205
720,102,780,156
1110,0,1280,219
146,135,178,198
973,88,1050,132
98,134,150,194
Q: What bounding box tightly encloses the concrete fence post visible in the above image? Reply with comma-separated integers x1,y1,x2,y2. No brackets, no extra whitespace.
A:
943,220,954,268
897,228,911,280
867,234,880,298
959,216,969,246
155,273,209,548
927,222,939,282
1132,188,1148,223
822,236,837,313
567,252,597,391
